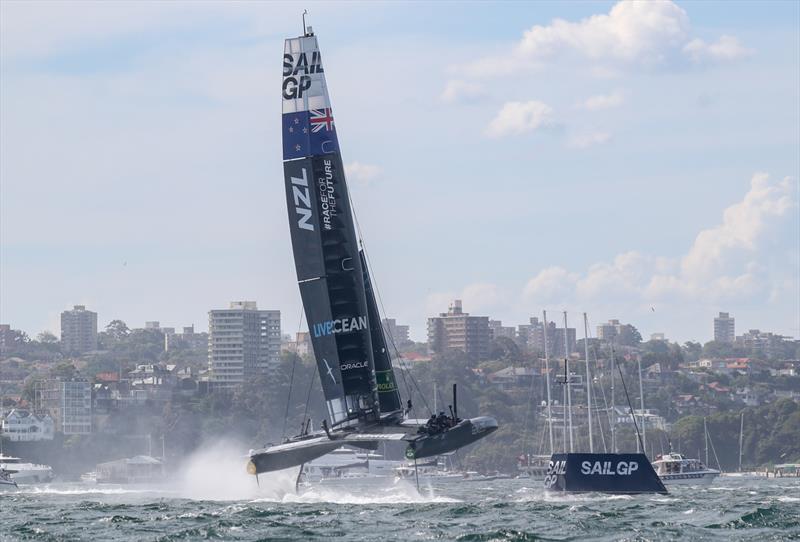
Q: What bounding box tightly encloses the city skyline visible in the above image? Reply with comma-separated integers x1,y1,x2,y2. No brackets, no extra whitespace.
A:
1,1,798,344
3,299,794,347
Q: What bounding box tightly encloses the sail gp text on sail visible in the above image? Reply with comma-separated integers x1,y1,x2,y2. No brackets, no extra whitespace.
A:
312,316,368,338
282,51,324,100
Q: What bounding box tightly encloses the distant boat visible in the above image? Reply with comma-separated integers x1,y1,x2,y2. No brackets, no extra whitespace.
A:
0,454,53,484
300,446,400,484
0,468,17,490
517,454,551,480
652,453,720,485
96,455,164,484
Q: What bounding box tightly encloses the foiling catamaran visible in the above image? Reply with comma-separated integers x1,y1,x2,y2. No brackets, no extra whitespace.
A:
246,22,498,480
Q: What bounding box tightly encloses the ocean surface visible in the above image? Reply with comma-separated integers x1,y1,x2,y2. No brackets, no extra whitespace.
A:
2,473,798,542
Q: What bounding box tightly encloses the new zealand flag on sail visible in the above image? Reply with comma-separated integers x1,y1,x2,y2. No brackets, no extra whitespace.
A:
282,109,339,161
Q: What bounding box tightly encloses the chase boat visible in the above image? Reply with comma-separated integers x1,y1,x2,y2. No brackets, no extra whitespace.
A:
652,453,720,485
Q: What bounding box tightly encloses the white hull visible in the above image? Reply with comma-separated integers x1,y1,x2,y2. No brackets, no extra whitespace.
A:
659,471,719,485
0,454,54,484
8,468,52,484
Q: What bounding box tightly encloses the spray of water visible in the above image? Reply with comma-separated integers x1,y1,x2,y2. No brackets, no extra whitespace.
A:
174,439,297,501
170,438,458,503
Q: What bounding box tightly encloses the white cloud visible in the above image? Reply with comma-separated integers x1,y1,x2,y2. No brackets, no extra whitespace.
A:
459,1,748,77
683,35,752,63
486,100,554,138
568,130,611,149
523,267,579,303
517,1,688,62
345,162,382,185
661,173,794,288
580,90,625,111
521,173,796,308
440,79,487,104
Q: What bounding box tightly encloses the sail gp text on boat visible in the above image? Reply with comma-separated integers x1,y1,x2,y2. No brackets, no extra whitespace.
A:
543,459,640,488
282,51,324,100
581,461,639,475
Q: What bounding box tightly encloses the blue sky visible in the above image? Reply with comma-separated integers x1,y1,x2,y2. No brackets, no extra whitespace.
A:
1,1,797,343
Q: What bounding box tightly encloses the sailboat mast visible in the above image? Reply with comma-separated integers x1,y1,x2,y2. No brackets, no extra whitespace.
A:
543,310,554,455
704,417,709,466
563,311,574,453
738,411,744,472
562,361,567,452
583,313,593,453
637,354,646,455
610,343,616,453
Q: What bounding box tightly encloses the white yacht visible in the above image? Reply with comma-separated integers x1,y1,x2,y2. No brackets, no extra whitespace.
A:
0,454,54,484
652,453,720,485
300,447,401,484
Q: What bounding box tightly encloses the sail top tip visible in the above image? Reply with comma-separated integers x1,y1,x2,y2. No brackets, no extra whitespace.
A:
302,9,314,37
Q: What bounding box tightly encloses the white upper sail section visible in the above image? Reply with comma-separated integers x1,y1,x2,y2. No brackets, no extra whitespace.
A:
282,35,332,114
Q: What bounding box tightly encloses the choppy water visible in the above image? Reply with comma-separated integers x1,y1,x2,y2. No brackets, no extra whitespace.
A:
1,475,798,541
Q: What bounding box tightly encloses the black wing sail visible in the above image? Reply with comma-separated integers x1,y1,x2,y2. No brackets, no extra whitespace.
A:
282,31,379,426
360,250,403,416
247,27,500,477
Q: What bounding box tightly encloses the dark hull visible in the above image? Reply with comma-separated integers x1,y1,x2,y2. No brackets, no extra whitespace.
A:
544,453,667,494
248,416,498,475
248,438,344,474
406,417,498,460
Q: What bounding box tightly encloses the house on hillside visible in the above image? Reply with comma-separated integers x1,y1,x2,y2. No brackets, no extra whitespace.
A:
488,367,535,391
1,409,54,441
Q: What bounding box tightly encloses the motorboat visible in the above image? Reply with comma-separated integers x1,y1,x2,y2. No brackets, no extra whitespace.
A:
0,454,54,484
652,453,720,485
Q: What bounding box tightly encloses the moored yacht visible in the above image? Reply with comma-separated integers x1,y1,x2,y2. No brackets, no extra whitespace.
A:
301,446,398,483
0,454,54,484
652,453,720,485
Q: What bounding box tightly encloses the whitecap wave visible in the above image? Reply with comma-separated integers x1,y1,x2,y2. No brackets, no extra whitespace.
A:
254,478,459,504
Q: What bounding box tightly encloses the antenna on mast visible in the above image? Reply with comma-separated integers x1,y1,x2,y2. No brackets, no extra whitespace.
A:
302,10,310,36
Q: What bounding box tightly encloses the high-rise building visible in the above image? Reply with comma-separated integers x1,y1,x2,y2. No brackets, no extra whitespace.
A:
488,320,516,341
60,305,97,354
735,329,791,357
34,377,92,435
597,319,621,341
381,318,410,346
164,324,207,352
208,301,281,388
596,319,640,346
518,317,570,355
714,312,735,343
427,300,490,361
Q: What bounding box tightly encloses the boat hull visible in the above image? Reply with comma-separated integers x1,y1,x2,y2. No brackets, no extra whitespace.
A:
249,438,344,474
659,471,719,485
405,417,498,460
545,453,668,494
